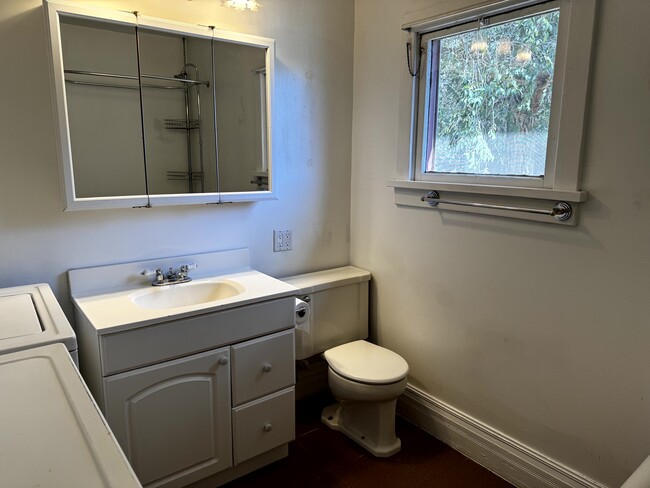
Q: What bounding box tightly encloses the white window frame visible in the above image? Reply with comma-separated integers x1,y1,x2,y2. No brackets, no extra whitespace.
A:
416,2,560,188
390,0,596,224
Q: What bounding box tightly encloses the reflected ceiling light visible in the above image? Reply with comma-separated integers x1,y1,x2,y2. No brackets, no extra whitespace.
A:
223,0,260,11
470,17,489,53
515,48,532,63
470,37,488,53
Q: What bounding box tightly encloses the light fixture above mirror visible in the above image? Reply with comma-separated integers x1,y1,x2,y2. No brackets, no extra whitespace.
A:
223,0,260,12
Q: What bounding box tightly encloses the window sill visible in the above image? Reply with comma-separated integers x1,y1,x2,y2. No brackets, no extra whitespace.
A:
387,180,588,225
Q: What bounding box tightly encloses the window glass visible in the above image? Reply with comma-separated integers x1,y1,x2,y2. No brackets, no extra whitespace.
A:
424,10,560,177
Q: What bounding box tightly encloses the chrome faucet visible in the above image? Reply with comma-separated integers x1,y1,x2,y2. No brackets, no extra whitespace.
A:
141,263,197,286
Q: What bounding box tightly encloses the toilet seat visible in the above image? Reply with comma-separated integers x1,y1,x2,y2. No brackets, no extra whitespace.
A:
323,340,408,385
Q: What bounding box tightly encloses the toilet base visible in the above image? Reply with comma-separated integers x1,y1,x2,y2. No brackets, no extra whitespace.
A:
321,401,401,457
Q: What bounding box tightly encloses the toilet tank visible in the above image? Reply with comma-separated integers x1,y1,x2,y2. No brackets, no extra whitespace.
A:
282,266,370,360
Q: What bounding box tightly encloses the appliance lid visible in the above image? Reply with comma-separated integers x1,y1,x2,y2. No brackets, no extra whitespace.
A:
324,340,409,385
0,294,42,341
0,284,76,354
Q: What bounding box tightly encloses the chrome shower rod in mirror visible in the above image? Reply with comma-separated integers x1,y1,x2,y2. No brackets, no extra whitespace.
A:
65,80,186,90
64,69,210,86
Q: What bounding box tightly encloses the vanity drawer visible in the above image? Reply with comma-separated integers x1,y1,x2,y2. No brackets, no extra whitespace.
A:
231,329,295,406
232,387,295,465
99,297,295,375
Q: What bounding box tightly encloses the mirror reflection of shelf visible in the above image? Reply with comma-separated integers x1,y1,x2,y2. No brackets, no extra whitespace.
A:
164,119,200,130
167,171,205,181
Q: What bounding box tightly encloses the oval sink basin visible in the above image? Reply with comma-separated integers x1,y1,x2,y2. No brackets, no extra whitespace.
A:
131,281,243,310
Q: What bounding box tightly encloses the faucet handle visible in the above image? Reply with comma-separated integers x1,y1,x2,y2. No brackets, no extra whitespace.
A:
141,268,164,284
179,263,197,274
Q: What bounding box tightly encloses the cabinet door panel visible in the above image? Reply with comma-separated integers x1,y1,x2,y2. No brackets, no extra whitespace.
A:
104,347,231,488
231,329,295,406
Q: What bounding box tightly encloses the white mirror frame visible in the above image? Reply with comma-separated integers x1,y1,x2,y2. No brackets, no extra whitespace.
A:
44,0,276,210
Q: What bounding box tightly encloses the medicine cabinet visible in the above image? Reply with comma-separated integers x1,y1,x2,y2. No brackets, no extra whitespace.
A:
44,1,275,210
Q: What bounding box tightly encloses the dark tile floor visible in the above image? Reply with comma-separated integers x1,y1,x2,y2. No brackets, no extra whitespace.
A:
225,394,514,487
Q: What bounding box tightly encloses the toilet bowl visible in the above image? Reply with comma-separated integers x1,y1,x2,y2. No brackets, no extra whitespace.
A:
282,266,409,457
321,340,408,457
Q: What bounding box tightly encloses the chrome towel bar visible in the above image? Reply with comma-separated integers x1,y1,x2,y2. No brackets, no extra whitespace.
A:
420,191,572,222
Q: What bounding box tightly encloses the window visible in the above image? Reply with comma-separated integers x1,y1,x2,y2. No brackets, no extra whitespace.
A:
393,0,596,224
422,7,559,180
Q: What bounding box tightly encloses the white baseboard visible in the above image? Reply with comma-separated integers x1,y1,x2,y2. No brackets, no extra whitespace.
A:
397,385,607,488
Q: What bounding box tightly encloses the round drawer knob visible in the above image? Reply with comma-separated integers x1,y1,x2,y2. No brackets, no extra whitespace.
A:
263,363,273,373
263,423,273,432
219,357,229,365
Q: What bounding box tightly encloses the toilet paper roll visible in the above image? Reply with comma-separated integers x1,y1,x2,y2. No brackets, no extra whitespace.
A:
294,298,311,328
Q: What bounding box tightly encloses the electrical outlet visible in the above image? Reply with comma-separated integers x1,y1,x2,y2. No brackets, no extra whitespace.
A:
273,229,293,252
284,230,293,251
273,230,284,251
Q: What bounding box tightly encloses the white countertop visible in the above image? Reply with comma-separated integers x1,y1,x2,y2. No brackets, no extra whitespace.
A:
72,269,298,334
281,266,371,294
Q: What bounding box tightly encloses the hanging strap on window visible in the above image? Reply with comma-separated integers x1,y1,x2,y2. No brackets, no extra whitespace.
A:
405,29,424,77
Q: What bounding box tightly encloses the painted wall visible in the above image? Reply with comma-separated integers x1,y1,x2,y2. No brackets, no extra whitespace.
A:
350,0,650,486
0,0,354,317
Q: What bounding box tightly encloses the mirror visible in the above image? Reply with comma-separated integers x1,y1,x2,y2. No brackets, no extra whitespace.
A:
137,27,218,196
45,1,274,210
59,16,146,198
213,42,268,193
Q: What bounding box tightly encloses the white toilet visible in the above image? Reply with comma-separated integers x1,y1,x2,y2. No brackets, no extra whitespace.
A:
283,266,409,457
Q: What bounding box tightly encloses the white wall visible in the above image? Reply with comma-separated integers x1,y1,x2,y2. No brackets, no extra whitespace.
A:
350,0,650,486
0,0,354,318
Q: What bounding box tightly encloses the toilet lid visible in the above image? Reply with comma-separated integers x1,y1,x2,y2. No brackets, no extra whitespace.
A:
324,340,409,385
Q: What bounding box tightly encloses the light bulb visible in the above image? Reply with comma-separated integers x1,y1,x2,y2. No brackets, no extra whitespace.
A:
471,17,488,53
516,49,532,63
224,0,260,11
471,39,488,53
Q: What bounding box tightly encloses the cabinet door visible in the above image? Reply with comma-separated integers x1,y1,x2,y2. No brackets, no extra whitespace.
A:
103,347,231,488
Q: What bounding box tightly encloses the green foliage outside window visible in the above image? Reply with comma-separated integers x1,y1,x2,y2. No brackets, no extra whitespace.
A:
428,10,559,176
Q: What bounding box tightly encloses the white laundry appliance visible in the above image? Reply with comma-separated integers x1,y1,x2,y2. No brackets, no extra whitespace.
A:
0,283,141,487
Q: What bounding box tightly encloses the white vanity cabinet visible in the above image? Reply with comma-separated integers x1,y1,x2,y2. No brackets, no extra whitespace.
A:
74,296,296,488
103,347,232,487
